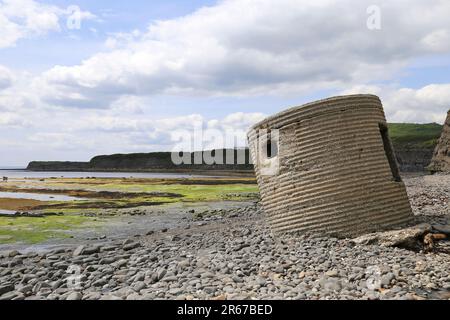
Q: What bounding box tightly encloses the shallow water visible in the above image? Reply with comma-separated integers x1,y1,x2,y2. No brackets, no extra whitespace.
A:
0,209,15,215
0,191,85,202
0,169,221,179
0,201,253,252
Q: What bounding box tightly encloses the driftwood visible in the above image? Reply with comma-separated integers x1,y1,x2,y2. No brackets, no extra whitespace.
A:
351,223,449,252
432,224,450,235
424,233,447,251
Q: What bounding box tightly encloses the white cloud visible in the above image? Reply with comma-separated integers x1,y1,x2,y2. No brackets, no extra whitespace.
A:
0,69,40,114
62,5,96,23
25,131,101,153
2,0,450,165
222,112,265,125
42,111,267,153
421,29,450,53
343,83,450,123
109,95,145,114
0,111,29,127
0,0,96,48
34,0,450,109
0,0,60,48
75,114,204,133
0,65,13,90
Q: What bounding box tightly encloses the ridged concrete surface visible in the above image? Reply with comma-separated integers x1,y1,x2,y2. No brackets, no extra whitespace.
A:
248,94,413,237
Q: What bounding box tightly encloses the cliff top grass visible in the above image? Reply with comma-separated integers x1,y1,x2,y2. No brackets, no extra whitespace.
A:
388,123,443,149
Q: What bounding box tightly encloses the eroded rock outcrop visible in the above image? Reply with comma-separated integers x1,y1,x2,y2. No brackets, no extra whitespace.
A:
429,111,450,173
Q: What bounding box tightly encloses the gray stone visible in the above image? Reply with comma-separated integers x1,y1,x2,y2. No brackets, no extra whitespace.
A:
0,291,19,300
86,292,102,300
92,279,107,287
132,282,146,292
83,246,100,255
113,259,128,268
381,273,395,287
8,250,20,258
162,276,178,282
157,268,167,281
325,270,339,277
11,292,25,300
73,245,85,257
0,283,14,296
123,242,141,251
169,287,183,295
17,285,32,294
66,292,83,300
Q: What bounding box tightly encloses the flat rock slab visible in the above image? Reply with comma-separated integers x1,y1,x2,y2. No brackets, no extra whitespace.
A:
351,223,432,248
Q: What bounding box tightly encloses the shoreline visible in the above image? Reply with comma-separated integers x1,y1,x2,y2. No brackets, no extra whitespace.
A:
0,174,447,300
0,168,255,178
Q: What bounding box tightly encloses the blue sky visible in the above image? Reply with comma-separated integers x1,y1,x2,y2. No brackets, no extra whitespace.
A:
1,0,450,166
0,0,218,70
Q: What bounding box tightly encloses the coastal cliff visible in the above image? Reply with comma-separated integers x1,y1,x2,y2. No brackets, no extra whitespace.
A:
27,149,254,173
26,123,443,173
389,123,443,172
428,111,450,173
26,161,90,171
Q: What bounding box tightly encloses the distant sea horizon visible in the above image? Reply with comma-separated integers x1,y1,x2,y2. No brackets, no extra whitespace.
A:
0,169,223,179
0,166,26,170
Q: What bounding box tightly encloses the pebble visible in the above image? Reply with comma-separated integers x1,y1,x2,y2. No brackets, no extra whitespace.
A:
72,245,85,257
0,284,14,296
66,292,82,300
381,273,396,287
123,242,141,251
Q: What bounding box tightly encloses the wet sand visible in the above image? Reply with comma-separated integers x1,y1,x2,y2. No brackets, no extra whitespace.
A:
0,198,48,211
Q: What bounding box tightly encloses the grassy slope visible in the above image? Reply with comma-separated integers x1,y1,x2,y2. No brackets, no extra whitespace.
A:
388,123,443,149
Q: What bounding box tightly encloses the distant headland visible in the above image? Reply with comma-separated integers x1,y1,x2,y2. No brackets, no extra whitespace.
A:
26,123,444,173
26,149,254,175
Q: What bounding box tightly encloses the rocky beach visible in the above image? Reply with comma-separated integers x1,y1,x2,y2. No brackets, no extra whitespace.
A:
0,174,448,300
2,0,450,307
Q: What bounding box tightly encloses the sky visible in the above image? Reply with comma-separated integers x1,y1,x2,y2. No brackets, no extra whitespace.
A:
1,0,450,166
